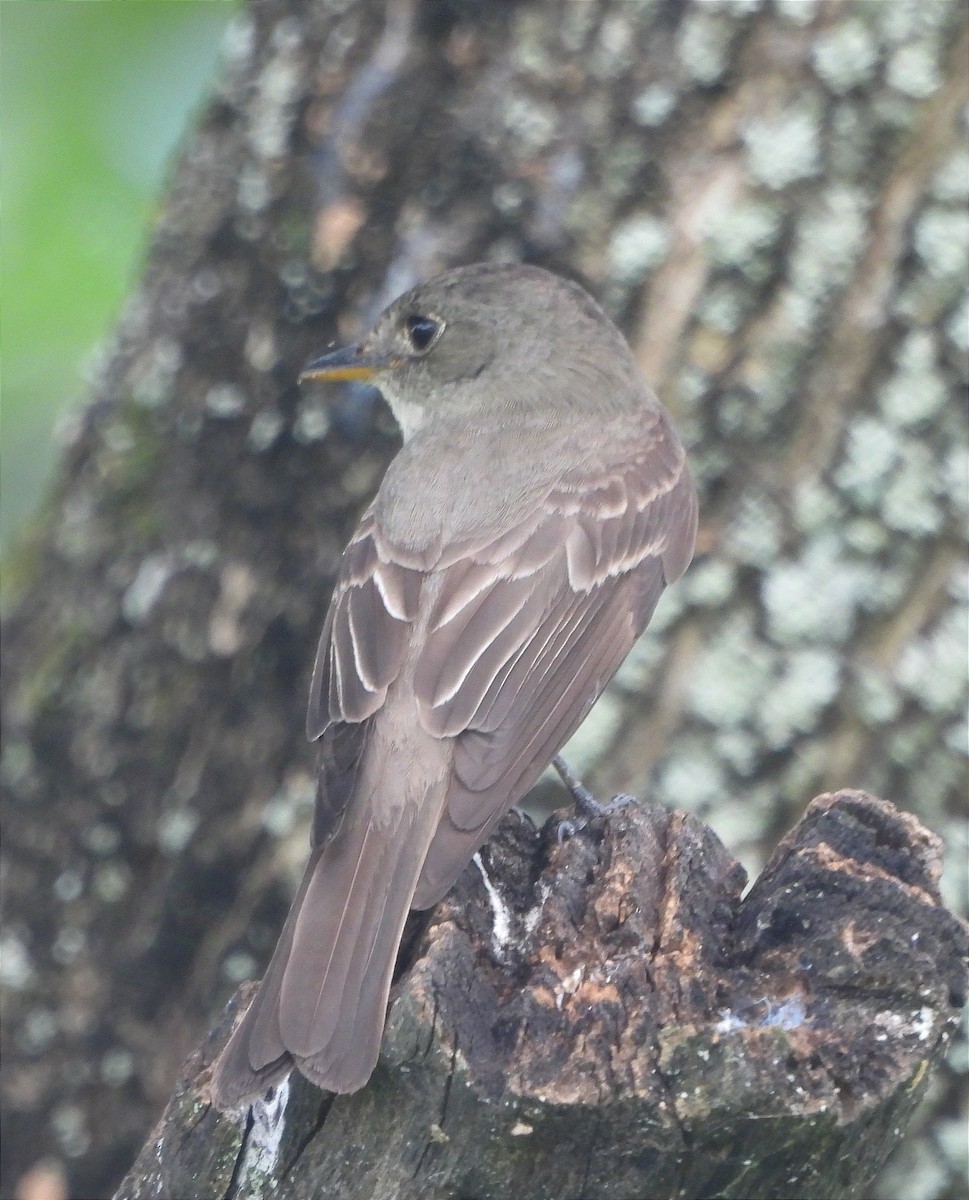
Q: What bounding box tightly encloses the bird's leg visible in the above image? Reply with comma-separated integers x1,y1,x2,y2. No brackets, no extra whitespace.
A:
551,755,637,842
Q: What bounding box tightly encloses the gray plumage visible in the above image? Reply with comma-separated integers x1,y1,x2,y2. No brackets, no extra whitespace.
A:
209,263,697,1108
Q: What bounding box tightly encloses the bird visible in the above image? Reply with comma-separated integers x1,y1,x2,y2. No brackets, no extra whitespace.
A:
209,262,697,1108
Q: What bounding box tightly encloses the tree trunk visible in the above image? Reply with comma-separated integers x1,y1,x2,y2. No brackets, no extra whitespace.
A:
3,2,966,1198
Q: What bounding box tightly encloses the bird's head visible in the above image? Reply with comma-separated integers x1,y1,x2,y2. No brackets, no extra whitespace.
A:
300,263,636,438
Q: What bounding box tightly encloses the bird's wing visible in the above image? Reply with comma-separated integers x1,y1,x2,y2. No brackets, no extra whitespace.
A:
305,407,697,874
305,504,425,846
411,408,697,906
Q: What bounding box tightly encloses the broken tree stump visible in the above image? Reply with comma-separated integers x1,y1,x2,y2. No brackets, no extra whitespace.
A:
115,790,967,1200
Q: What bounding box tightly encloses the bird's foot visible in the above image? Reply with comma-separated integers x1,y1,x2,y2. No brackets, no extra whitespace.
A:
552,755,637,843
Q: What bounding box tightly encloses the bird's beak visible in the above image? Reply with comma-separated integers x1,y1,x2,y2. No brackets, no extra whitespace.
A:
299,343,404,384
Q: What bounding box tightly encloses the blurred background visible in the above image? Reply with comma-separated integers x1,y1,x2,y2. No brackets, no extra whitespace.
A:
1,1,236,553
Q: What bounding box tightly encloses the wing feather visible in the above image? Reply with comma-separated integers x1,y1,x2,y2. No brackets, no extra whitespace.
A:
410,423,695,892
306,405,697,883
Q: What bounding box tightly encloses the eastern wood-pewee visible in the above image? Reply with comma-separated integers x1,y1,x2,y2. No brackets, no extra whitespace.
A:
210,263,698,1107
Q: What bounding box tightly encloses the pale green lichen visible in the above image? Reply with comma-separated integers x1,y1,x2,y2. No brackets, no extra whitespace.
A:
261,771,315,838
642,583,688,635
742,102,821,189
682,558,737,608
941,445,968,513
852,663,903,726
833,416,901,504
0,739,35,790
222,950,259,984
248,18,303,161
558,0,598,55
714,728,761,776
500,95,559,154
812,19,878,94
757,648,841,748
84,823,121,855
157,807,201,856
828,102,876,177
721,491,784,566
913,207,969,281
880,442,942,536
939,821,969,916
492,181,526,215
0,933,35,990
237,161,272,214
789,186,869,303
511,11,558,76
53,869,84,903
945,295,968,360
248,409,286,452
19,1009,58,1053
610,629,667,692
774,0,818,23
631,84,677,127
51,1102,90,1157
715,390,773,439
930,149,969,203
205,383,247,418
877,0,948,44
100,1048,135,1086
122,554,176,625
930,150,968,206
711,783,774,867
655,742,729,810
842,517,889,555
293,397,331,443
896,607,968,714
219,11,257,73
761,536,881,645
589,11,637,78
907,747,965,823
129,338,183,408
688,615,776,727
697,283,747,334
677,10,732,85
182,540,219,569
878,330,948,428
779,741,834,807
601,135,652,199
606,214,670,284
102,422,136,456
92,863,131,903
791,478,844,535
871,90,920,133
888,718,937,768
707,201,782,271
51,926,86,965
886,42,942,99
559,692,624,776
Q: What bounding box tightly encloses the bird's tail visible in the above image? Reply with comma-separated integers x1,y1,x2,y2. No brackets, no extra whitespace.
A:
210,783,444,1108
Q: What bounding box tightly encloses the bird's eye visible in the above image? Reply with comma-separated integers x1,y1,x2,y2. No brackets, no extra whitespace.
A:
405,314,440,352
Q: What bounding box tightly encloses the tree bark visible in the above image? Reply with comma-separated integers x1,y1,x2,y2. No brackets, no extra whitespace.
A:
114,790,967,1200
2,2,966,1198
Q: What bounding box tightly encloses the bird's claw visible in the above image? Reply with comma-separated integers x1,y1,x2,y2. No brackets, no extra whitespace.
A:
551,754,638,843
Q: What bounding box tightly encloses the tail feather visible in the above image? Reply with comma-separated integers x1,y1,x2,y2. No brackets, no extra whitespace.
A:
210,775,444,1109
296,838,428,1093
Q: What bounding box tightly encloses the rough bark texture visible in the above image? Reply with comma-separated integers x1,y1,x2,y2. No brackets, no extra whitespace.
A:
114,791,967,1200
2,2,967,1198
